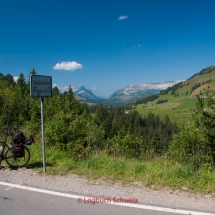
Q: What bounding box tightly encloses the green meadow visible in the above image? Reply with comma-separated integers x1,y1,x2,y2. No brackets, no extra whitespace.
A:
135,94,196,125
135,68,215,125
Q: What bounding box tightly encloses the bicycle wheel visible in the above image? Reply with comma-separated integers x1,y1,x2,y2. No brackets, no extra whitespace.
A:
5,145,30,168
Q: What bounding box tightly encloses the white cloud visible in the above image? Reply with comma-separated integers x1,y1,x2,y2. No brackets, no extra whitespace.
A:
52,83,58,88
118,15,128,20
53,83,75,92
13,77,19,82
62,86,70,91
53,61,83,71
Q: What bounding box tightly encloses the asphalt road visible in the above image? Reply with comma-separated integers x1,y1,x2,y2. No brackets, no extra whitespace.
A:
0,183,214,215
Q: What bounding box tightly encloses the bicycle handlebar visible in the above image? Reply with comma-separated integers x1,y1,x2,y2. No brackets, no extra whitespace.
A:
5,132,14,136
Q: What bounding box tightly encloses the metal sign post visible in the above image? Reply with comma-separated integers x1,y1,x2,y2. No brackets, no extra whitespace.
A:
30,75,52,173
41,98,46,173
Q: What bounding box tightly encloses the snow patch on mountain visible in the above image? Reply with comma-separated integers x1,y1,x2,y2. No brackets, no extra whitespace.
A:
123,81,183,95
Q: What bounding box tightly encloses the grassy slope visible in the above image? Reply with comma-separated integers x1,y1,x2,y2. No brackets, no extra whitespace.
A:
27,144,215,194
135,68,215,125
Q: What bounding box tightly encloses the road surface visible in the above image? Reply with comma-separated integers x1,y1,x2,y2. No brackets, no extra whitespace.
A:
0,182,214,215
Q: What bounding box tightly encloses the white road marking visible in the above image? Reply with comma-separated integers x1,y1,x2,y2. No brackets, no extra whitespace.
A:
0,181,214,215
5,185,17,190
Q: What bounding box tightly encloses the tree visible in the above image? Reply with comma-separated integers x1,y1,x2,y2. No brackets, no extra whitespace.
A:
28,67,37,84
94,103,112,138
4,74,15,86
151,131,163,155
167,122,205,167
52,86,60,96
194,93,215,163
16,72,27,99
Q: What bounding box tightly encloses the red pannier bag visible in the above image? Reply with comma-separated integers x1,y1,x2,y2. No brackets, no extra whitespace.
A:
11,131,26,158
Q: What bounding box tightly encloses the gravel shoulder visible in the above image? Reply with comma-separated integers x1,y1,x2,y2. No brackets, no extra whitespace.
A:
0,166,215,213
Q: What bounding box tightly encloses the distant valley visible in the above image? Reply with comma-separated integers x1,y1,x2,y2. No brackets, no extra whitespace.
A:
73,65,215,124
73,81,181,106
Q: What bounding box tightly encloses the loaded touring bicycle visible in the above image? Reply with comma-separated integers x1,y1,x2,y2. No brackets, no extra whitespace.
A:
0,131,35,168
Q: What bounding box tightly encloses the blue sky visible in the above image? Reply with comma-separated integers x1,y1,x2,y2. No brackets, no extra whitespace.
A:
0,0,215,98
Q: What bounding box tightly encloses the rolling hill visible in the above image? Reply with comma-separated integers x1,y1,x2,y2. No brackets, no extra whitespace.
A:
133,66,215,125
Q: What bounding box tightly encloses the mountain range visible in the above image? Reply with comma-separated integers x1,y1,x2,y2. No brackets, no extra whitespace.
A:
73,81,182,105
71,65,215,123
108,81,182,102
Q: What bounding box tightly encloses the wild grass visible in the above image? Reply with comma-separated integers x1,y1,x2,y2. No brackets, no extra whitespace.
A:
27,143,215,194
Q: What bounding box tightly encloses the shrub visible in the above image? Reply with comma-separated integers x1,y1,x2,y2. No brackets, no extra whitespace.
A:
167,122,210,168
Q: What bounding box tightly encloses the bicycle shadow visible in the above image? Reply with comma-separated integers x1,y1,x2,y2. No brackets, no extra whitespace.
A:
0,161,53,170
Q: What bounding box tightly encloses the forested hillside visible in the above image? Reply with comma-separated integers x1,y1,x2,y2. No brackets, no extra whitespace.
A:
133,66,215,124
0,69,178,159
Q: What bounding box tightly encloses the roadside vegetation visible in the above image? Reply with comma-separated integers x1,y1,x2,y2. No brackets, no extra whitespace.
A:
1,67,215,194
29,144,215,193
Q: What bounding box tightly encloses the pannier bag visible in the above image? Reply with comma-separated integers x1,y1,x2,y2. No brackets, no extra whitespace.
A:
11,142,25,158
12,131,26,144
11,131,26,158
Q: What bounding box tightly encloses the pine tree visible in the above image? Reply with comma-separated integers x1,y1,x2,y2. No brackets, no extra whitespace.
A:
4,74,15,86
151,131,163,155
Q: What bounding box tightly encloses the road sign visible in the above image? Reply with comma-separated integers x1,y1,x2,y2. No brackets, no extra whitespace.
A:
30,74,52,173
30,75,52,98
